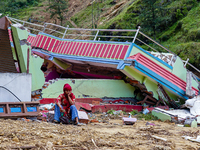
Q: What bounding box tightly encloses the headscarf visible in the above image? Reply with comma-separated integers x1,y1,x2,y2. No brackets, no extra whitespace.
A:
63,83,72,92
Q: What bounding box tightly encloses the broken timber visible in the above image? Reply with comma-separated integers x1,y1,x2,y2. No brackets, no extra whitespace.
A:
157,83,179,108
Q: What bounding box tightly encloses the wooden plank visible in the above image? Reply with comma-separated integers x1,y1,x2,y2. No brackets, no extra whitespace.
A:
0,29,17,72
0,102,39,118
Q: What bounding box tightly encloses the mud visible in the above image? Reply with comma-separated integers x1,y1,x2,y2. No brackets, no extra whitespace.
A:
0,116,199,150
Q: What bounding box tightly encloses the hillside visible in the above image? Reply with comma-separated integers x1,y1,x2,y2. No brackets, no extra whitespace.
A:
1,0,200,74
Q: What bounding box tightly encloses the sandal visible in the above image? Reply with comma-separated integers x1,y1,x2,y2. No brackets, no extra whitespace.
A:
53,120,60,124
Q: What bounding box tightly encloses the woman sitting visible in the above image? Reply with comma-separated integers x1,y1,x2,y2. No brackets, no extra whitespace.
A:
54,83,79,124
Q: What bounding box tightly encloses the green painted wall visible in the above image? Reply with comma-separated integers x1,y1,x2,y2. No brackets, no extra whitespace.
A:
128,45,198,93
11,25,45,91
11,25,29,73
42,79,136,99
172,57,198,90
152,111,171,121
11,47,17,61
52,57,71,70
123,65,187,102
124,66,159,99
171,57,187,82
29,55,45,91
128,46,198,94
142,77,159,99
123,66,144,83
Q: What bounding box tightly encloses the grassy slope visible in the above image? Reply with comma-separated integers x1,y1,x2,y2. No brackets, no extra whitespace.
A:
162,3,200,67
88,0,200,71
70,0,119,28
14,0,200,70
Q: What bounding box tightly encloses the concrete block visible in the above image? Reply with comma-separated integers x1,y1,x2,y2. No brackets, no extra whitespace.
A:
122,117,137,125
78,111,89,124
152,110,171,121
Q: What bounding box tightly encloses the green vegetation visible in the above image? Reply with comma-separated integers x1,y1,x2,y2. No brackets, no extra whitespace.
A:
1,0,200,71
107,109,116,115
130,109,158,121
107,110,125,115
71,0,117,28
47,0,68,26
0,0,40,17
107,109,158,121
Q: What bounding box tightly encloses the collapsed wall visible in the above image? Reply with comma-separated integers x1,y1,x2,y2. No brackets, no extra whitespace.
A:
0,17,32,102
6,17,200,108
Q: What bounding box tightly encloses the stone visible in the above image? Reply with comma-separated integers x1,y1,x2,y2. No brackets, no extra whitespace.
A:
12,136,19,142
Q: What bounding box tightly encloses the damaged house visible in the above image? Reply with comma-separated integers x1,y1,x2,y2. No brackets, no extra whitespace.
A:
1,16,200,114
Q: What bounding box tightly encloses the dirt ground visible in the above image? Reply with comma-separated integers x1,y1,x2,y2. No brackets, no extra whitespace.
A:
36,0,92,23
0,114,200,150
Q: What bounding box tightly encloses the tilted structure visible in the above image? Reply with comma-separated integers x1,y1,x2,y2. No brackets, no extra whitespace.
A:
6,17,200,106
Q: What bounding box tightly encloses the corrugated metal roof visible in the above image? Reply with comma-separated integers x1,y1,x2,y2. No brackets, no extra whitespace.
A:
0,29,18,73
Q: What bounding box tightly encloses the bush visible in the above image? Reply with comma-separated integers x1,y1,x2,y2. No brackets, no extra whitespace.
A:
176,9,183,20
130,109,158,121
175,21,183,31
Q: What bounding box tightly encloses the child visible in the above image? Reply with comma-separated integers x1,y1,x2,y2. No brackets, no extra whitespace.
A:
54,83,79,124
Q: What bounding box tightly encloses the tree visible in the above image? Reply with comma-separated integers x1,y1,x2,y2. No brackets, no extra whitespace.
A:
139,0,160,39
138,0,172,39
0,0,40,17
47,0,68,26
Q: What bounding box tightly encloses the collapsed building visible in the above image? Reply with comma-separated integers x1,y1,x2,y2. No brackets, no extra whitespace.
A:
0,16,200,114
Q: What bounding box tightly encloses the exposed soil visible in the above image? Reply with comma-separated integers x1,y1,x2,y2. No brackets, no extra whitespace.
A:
0,115,200,150
28,0,91,27
30,0,129,28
